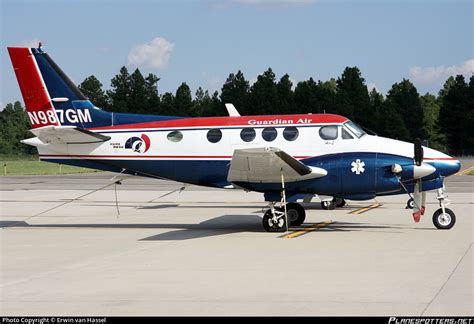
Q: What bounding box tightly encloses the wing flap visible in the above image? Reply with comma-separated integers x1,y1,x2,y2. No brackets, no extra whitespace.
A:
227,147,326,183
30,125,110,144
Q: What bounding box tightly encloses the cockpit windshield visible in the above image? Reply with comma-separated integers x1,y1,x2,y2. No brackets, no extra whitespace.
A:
344,121,366,138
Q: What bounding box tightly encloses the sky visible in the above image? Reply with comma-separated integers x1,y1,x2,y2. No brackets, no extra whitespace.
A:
1,0,473,109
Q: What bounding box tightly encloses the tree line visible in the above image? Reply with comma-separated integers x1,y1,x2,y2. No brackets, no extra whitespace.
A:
1,65,473,156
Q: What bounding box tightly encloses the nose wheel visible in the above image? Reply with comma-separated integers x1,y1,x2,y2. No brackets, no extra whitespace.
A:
432,208,456,229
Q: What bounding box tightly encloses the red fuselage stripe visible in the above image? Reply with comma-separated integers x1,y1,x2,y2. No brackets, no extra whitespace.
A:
40,154,312,159
89,114,348,131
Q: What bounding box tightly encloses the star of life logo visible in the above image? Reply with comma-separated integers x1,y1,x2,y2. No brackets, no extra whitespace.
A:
351,159,365,175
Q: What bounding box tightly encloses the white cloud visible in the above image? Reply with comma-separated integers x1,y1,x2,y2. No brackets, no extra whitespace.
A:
14,38,42,48
127,37,175,69
409,59,474,84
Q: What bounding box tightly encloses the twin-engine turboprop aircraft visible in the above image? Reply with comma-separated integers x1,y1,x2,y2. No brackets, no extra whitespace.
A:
8,46,461,232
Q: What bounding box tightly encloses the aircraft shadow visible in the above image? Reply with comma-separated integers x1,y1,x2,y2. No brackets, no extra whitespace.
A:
0,215,263,240
0,217,423,240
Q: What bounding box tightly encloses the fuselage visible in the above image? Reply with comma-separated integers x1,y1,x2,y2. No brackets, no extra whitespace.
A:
34,112,461,200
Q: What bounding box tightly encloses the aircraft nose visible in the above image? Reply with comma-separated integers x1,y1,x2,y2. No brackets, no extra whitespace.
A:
437,157,461,177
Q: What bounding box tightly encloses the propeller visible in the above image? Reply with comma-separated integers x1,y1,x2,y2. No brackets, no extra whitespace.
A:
413,138,427,222
414,138,423,166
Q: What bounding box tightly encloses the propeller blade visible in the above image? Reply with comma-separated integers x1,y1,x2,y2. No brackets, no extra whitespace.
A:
414,138,423,166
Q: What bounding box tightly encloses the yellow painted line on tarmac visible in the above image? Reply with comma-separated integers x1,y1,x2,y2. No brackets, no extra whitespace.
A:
284,221,332,239
349,203,381,215
455,165,474,176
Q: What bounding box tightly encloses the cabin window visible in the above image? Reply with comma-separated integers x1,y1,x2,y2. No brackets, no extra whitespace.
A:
240,127,256,142
167,130,183,142
207,128,222,143
283,126,299,141
319,125,338,140
342,128,354,139
262,127,277,142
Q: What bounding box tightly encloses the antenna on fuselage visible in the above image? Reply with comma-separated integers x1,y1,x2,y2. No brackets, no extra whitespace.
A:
225,103,241,117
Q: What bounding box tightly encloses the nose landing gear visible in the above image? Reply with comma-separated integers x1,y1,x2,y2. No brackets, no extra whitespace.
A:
432,187,456,229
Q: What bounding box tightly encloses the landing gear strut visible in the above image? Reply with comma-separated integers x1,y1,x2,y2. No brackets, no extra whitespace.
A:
262,171,307,233
432,187,456,229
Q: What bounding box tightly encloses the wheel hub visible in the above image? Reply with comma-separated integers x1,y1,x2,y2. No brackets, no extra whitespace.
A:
438,213,451,226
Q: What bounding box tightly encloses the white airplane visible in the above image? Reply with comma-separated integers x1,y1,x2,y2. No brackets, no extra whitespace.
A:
7,46,461,232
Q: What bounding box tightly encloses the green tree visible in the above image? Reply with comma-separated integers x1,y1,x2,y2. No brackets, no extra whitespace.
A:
129,69,147,114
439,75,470,154
175,82,193,116
276,74,295,114
78,75,109,109
438,76,456,104
368,88,384,135
192,87,211,116
0,101,34,155
335,67,371,128
159,92,175,116
385,79,425,140
145,73,161,114
420,93,446,151
294,78,319,114
378,99,410,140
107,66,131,113
202,91,226,116
467,75,474,153
247,68,278,115
220,70,250,115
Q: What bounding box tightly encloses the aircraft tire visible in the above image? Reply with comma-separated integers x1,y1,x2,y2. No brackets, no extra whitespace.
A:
321,200,336,210
335,198,346,208
432,208,456,230
406,198,414,209
262,210,286,232
286,203,306,226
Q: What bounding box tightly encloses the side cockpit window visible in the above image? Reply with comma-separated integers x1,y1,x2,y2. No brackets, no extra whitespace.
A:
342,128,354,139
319,125,338,140
344,121,366,138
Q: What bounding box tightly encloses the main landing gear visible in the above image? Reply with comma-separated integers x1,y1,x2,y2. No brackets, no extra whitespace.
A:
321,197,346,210
406,197,415,209
262,202,306,232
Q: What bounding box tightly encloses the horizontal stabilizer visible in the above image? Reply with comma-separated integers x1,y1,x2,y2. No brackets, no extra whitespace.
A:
227,147,327,183
28,125,110,144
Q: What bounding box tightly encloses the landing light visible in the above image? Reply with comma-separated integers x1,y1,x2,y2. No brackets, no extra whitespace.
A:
51,97,69,103
391,164,403,174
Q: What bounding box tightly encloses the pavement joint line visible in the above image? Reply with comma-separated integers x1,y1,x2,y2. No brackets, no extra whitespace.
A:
349,203,382,215
455,165,474,176
284,221,333,239
420,242,473,316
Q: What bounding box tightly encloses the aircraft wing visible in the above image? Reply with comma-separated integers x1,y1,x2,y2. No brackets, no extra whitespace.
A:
29,125,111,144
227,147,327,183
